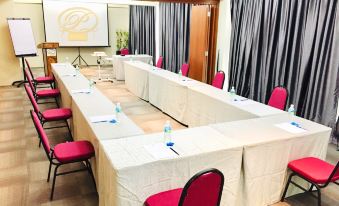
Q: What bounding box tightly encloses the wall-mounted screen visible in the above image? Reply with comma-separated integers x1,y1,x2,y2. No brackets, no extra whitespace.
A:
43,0,109,47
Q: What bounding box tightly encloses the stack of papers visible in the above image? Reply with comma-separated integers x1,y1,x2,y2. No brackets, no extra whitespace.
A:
144,143,178,159
275,122,307,134
90,115,117,123
71,89,91,94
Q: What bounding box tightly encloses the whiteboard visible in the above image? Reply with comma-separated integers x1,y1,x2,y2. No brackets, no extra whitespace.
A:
43,0,109,47
7,18,37,57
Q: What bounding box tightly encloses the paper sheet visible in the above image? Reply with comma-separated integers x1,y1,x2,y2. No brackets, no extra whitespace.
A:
275,122,307,134
90,115,117,123
232,99,256,106
144,143,177,159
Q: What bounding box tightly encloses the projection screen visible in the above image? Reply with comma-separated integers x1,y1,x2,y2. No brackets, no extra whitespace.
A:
43,0,109,47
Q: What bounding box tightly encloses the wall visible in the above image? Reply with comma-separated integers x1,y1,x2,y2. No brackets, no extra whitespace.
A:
215,0,231,91
0,0,21,86
12,2,130,68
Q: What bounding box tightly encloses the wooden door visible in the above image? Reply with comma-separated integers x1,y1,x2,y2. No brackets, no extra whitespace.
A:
188,5,210,82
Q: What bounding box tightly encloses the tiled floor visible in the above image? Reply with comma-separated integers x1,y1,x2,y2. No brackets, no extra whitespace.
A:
0,66,337,205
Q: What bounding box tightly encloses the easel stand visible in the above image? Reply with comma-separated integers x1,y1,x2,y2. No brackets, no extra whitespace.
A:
72,47,88,66
12,57,28,87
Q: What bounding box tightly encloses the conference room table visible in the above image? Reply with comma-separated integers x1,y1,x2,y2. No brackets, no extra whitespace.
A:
210,113,331,206
98,126,244,206
112,54,152,80
52,63,144,186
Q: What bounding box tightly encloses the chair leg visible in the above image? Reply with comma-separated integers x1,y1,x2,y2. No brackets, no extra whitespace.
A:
54,97,59,108
314,184,322,206
281,173,294,202
308,184,314,192
86,160,97,192
50,165,60,200
47,161,52,182
39,139,42,148
65,120,73,140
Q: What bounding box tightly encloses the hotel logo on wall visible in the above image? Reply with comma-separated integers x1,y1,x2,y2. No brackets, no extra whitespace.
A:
58,7,99,42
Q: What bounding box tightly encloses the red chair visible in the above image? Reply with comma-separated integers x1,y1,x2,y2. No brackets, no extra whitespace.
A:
30,110,96,200
281,157,339,206
144,168,224,206
268,86,288,110
156,56,163,69
181,63,189,77
24,84,72,144
24,67,60,105
120,48,129,55
212,71,225,89
25,58,54,88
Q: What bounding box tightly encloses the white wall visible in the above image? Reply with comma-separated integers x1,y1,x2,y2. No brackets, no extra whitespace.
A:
215,0,232,91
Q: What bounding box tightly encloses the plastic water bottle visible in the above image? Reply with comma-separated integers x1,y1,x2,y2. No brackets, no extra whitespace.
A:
115,102,122,121
150,60,154,66
178,69,182,79
230,86,236,100
164,120,174,146
88,79,95,93
288,104,295,116
75,65,80,76
135,49,138,55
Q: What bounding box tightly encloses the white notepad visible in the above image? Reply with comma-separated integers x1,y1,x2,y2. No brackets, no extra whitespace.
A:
71,89,91,94
90,115,116,123
144,143,177,159
275,122,307,134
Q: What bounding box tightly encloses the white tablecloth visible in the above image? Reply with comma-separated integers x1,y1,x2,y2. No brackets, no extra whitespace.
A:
124,61,156,101
186,84,285,127
148,70,206,124
52,63,144,188
113,55,152,80
98,126,244,206
210,114,331,206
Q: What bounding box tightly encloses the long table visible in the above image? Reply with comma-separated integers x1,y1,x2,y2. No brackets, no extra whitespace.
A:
210,114,331,206
98,126,244,206
113,54,152,80
52,63,144,188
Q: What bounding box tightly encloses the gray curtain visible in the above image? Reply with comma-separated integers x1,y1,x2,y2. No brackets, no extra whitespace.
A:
159,3,191,72
129,6,155,62
229,0,339,127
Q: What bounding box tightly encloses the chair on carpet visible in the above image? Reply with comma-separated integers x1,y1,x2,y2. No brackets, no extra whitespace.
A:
24,67,60,105
144,168,224,206
212,71,225,89
24,84,72,144
120,48,129,55
267,86,288,110
30,110,96,200
25,58,54,88
156,56,163,68
181,63,189,77
281,157,339,206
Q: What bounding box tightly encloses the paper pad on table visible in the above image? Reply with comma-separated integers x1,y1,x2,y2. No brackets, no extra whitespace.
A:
90,115,116,123
275,122,307,134
144,143,177,159
71,89,91,94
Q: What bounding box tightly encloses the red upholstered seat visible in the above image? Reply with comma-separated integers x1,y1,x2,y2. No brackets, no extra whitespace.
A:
288,157,339,184
212,71,225,89
42,108,72,121
145,188,182,206
156,56,163,68
120,48,129,55
54,141,95,163
36,89,60,98
181,63,189,77
268,86,288,110
36,76,54,83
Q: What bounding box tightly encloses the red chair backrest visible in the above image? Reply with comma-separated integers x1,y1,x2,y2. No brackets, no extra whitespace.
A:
212,71,225,89
120,48,129,55
24,67,36,92
30,110,51,153
181,63,189,77
179,168,224,206
24,84,40,114
25,59,35,79
268,86,288,110
156,56,163,68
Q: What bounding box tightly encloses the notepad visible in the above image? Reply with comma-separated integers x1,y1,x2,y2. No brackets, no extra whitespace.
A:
90,115,117,123
275,122,307,134
62,74,76,77
144,143,177,159
71,89,91,94
232,99,255,106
